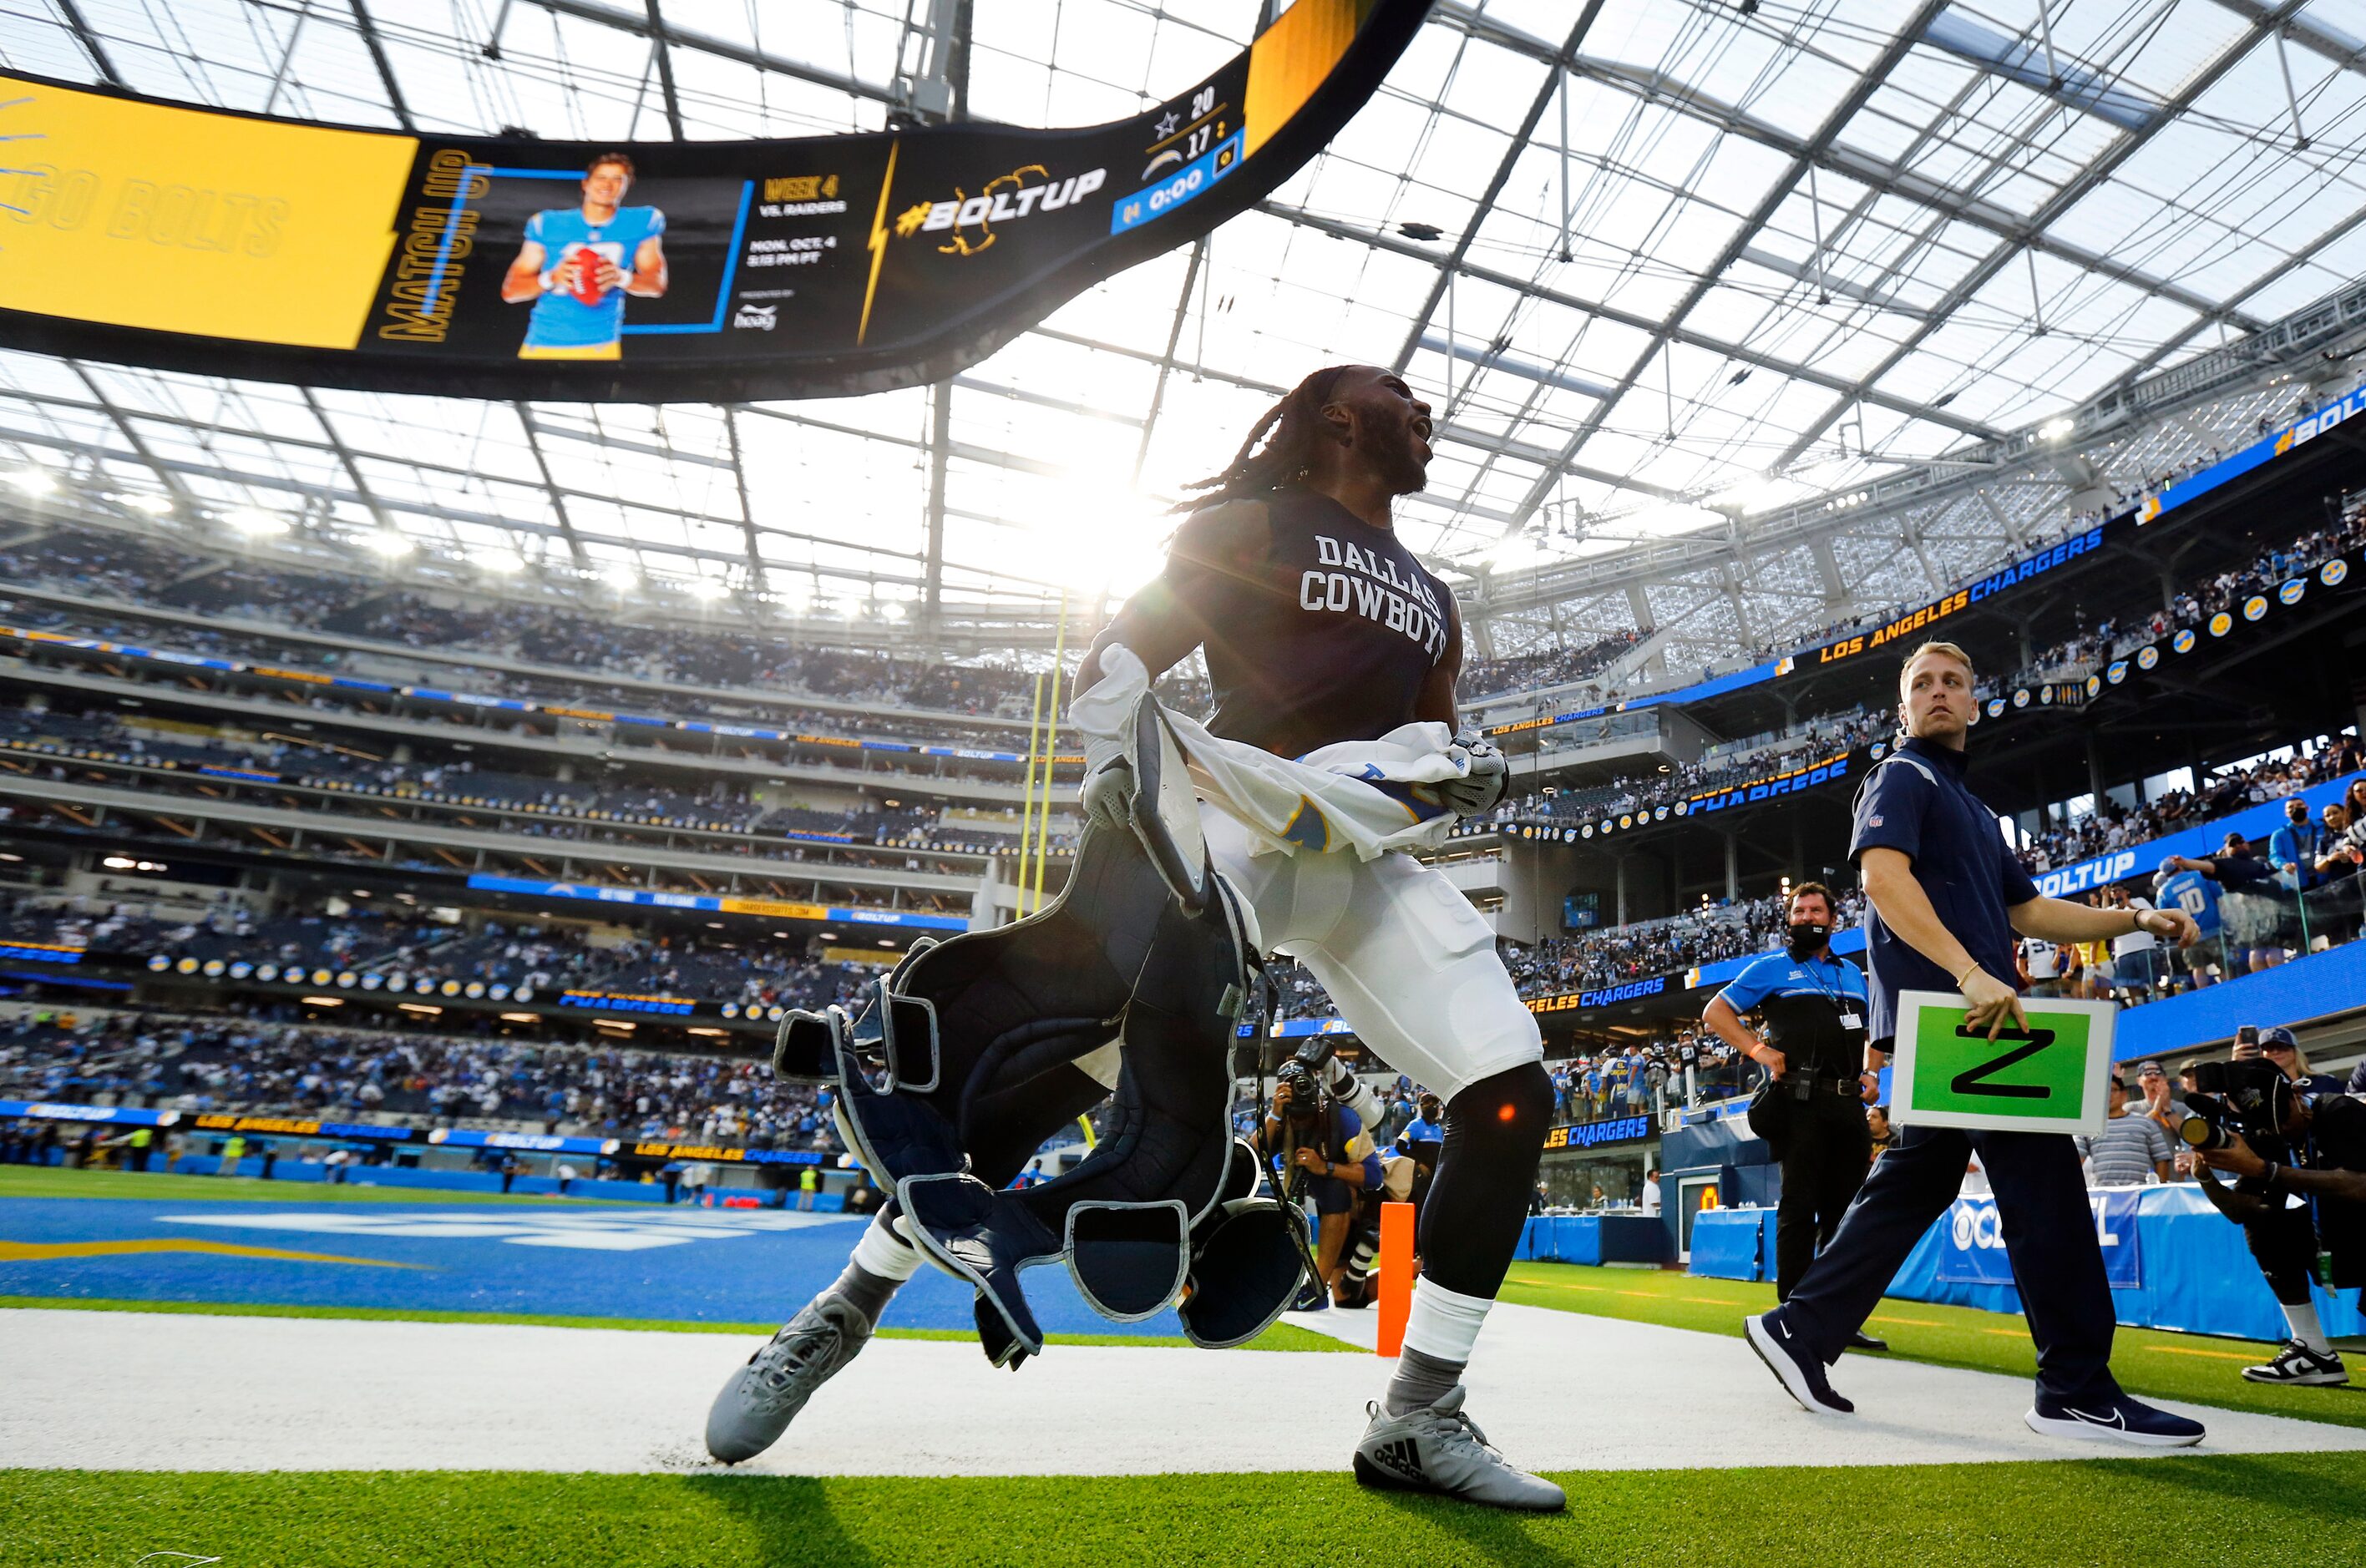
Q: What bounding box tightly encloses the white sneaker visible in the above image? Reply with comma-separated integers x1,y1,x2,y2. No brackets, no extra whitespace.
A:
2242,1340,2348,1386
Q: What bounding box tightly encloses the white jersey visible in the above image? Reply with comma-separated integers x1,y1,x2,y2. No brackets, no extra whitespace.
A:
1073,642,1468,862
1072,642,1541,1103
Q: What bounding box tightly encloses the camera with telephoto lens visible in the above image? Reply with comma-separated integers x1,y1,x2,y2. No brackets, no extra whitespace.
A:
2178,1059,2289,1151
1274,1039,1337,1124
1274,1058,1323,1122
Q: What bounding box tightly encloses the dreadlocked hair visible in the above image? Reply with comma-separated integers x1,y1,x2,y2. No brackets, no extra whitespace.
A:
1172,364,1353,513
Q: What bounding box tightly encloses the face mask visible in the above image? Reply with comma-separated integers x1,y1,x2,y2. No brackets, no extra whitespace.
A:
1786,922,1831,959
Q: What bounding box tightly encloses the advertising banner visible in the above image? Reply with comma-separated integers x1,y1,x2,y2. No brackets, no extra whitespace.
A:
1936,1188,2144,1287
0,0,1423,401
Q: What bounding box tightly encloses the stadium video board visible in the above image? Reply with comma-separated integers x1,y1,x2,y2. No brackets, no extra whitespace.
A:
0,0,1421,402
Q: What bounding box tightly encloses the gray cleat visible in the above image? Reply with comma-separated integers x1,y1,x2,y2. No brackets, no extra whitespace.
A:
704,1293,873,1464
1352,1385,1565,1512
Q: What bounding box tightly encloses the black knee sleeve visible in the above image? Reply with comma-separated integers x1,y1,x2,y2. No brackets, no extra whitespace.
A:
1416,1061,1553,1300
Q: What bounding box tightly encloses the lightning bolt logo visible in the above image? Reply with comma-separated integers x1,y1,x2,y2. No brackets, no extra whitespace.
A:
859,138,899,347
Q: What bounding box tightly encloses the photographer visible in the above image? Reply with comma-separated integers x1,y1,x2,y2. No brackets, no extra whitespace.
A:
1258,1058,1383,1310
2183,1055,2366,1386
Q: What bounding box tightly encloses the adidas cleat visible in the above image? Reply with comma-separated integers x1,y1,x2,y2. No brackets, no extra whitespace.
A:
1352,1386,1564,1512
705,1293,872,1464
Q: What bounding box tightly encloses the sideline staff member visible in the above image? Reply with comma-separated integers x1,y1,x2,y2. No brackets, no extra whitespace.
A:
1745,640,2207,1447
1705,882,1885,1349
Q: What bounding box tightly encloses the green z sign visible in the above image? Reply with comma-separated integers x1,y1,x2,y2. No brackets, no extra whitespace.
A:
1890,992,2115,1134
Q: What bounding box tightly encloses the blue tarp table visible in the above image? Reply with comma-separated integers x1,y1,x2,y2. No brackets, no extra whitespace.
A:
1685,1186,2363,1342
1686,1207,1775,1281
1890,1183,2363,1343
1518,1212,1669,1267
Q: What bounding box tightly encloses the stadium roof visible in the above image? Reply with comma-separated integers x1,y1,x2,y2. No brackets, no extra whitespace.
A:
6,0,2366,665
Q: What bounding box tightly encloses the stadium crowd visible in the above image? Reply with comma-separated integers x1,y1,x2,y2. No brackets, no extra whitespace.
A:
1999,499,2366,690
0,888,878,1014
0,1010,838,1151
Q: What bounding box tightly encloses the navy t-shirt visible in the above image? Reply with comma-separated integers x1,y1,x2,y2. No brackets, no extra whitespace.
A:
1168,490,1452,759
1848,736,2038,1045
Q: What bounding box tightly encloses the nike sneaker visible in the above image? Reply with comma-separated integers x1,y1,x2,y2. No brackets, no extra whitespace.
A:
2241,1340,2348,1386
2025,1392,2204,1448
1745,1311,1854,1414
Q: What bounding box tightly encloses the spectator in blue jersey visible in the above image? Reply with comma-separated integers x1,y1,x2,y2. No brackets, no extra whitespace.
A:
2268,797,2327,893
499,153,670,360
2154,856,2222,989
1703,879,1882,1346
2162,850,2282,973
1604,1050,1634,1115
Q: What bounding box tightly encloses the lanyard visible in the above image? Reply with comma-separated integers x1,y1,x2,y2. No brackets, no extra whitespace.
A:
1796,955,1861,1027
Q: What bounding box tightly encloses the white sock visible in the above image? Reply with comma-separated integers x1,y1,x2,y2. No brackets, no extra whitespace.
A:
849,1212,925,1282
1401,1277,1493,1364
2283,1302,2333,1358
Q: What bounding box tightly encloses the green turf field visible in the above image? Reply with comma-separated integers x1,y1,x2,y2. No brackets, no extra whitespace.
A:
5,1454,2358,1568
1500,1261,2366,1429
0,1165,648,1204
10,1167,2363,1565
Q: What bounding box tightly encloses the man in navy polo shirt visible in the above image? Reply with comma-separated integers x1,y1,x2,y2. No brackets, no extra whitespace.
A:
1745,640,2206,1449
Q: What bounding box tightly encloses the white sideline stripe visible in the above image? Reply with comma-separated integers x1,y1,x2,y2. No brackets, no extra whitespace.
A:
3,1305,2360,1477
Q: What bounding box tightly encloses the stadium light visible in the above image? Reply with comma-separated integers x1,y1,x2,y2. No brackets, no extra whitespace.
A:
6,465,57,496
474,549,523,574
685,577,727,602
225,507,287,537
117,491,174,515
364,530,414,558
2039,416,2075,442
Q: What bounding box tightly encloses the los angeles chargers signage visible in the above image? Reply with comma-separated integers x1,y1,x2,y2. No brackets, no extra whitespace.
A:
1528,975,1669,1014
1543,1115,1653,1150
1683,747,1863,817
